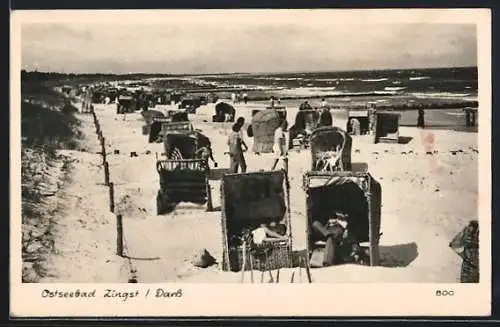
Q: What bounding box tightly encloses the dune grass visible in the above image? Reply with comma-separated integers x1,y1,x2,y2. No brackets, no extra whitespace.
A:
21,79,84,282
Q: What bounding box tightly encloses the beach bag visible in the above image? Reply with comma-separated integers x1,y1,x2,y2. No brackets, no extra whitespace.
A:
310,248,325,268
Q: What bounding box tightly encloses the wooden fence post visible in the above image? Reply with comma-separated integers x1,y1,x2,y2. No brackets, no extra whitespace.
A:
101,137,107,162
104,162,110,186
109,182,115,213
116,214,123,257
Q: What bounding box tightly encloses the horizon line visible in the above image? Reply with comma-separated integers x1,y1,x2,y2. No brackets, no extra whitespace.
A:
21,65,478,77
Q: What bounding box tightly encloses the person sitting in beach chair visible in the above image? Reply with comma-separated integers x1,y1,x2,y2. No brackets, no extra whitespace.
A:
349,118,361,135
311,212,365,267
312,213,349,267
251,221,288,245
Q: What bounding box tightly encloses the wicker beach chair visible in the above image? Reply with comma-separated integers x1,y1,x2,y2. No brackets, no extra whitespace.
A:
220,170,293,272
155,131,214,214
303,171,382,267
310,126,352,172
250,109,284,153
372,111,401,144
289,109,320,151
212,102,235,122
148,120,193,143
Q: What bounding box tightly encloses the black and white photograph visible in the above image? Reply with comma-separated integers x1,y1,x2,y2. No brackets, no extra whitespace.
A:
10,9,491,317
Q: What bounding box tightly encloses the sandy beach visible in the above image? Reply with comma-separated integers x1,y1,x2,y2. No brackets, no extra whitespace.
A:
33,99,478,284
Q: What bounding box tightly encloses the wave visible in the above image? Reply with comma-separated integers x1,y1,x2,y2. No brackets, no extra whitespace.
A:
412,92,473,98
277,87,340,97
384,86,407,91
446,112,465,116
409,76,431,81
373,90,399,95
360,78,388,82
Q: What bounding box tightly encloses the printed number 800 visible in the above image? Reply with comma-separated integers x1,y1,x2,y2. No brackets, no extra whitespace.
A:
436,290,455,296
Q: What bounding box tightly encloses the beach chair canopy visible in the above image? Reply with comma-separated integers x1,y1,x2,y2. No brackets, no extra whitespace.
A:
163,132,200,159
171,111,189,122
221,171,291,237
250,109,284,153
215,102,235,117
220,170,293,272
149,120,193,143
141,109,165,125
374,111,400,137
291,109,320,133
348,110,369,118
252,109,286,120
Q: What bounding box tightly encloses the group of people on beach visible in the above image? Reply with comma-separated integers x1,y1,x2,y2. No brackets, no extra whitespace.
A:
231,92,249,104
226,116,290,174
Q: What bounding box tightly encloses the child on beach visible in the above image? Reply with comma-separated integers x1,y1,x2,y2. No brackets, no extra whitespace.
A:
195,143,218,173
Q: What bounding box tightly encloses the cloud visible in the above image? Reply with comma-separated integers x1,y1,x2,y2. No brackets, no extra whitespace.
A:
20,21,477,73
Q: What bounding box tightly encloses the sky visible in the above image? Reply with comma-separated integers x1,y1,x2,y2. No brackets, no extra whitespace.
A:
20,17,477,74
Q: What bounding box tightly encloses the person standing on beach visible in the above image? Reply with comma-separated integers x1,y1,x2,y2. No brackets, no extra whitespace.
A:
243,92,248,104
269,96,275,108
319,107,333,127
470,109,477,127
235,117,249,152
231,92,237,104
320,98,328,108
417,109,425,128
299,100,312,111
227,123,247,173
271,120,290,173
465,109,471,127
195,141,218,174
